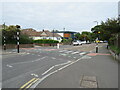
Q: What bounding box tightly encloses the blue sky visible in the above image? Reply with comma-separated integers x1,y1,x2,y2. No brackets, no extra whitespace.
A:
1,1,119,32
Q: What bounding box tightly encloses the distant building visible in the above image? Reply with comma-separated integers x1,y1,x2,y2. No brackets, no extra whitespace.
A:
53,31,77,40
21,29,62,42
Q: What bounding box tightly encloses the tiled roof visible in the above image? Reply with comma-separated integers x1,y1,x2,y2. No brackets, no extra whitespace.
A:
21,29,61,37
41,30,62,37
21,28,41,36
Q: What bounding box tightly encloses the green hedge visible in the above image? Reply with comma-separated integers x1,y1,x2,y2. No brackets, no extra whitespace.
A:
33,39,59,44
109,45,120,55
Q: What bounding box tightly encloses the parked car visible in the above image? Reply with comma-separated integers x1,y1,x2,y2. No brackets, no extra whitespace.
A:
103,40,108,43
81,41,86,44
72,40,82,46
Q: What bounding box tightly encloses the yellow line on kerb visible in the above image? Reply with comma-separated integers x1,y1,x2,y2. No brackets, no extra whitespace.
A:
19,78,36,90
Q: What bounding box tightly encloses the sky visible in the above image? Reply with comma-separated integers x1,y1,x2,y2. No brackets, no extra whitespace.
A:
1,1,119,33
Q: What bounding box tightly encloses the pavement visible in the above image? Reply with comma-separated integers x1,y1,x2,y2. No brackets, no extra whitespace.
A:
35,44,118,88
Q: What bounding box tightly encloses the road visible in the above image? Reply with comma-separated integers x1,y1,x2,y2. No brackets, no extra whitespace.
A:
2,43,118,89
2,43,95,88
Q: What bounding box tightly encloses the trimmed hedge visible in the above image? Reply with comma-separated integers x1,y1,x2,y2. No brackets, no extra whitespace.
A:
109,45,120,55
33,39,59,44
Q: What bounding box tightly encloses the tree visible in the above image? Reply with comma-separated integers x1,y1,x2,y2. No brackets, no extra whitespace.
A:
1,25,33,44
91,18,120,45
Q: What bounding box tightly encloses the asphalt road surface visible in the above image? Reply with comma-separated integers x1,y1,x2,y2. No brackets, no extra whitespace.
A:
2,43,118,89
2,44,92,88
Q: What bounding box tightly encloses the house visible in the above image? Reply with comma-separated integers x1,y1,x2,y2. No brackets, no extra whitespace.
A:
21,29,62,42
21,28,42,40
53,31,77,40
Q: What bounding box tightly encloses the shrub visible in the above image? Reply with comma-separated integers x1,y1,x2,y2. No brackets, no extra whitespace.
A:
110,45,120,55
33,39,59,44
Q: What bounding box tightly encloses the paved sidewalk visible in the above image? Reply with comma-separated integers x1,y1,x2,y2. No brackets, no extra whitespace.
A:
35,45,118,88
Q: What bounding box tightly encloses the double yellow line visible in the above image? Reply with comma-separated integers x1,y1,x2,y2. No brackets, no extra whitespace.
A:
19,78,40,90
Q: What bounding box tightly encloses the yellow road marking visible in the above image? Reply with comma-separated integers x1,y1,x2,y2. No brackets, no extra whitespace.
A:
25,78,40,89
19,78,36,89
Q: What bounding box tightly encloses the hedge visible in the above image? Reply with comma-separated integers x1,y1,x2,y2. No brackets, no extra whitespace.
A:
109,45,120,55
33,39,59,44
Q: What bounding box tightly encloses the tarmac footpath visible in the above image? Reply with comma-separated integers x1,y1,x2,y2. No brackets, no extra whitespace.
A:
35,44,118,88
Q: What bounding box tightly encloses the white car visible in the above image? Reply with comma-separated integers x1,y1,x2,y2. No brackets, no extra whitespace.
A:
73,40,82,46
81,41,86,44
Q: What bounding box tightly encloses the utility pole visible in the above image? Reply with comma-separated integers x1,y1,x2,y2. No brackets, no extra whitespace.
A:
53,29,54,40
63,28,65,31
94,21,99,53
53,29,54,47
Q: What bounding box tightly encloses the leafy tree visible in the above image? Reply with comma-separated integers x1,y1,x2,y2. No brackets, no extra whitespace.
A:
91,18,120,45
1,25,33,44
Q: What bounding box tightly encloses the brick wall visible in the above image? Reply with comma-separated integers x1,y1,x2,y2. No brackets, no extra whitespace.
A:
2,44,34,49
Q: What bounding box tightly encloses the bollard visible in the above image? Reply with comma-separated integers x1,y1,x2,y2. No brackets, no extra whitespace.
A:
57,43,59,49
96,45,98,53
107,45,108,49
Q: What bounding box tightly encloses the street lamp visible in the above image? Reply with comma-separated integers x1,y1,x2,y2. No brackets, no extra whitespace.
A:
94,21,99,53
94,21,98,25
53,29,54,47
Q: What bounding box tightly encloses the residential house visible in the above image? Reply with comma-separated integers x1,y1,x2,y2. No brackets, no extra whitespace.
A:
21,29,62,42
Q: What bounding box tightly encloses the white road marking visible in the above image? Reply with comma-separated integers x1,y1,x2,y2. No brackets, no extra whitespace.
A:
80,52,86,55
71,51,79,54
54,61,72,67
31,56,86,88
42,66,55,76
59,50,68,52
42,61,72,76
6,64,13,68
65,51,73,53
9,57,47,65
81,56,92,59
60,54,67,56
51,57,56,59
31,73,39,77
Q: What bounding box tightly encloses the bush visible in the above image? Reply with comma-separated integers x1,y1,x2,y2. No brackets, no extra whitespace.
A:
20,34,33,44
33,39,59,44
61,38,72,45
110,45,120,55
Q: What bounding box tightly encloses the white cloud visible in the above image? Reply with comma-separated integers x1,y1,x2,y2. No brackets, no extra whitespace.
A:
1,2,118,32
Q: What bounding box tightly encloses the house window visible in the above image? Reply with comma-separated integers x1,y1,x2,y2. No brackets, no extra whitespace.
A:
57,37,60,40
43,37,47,39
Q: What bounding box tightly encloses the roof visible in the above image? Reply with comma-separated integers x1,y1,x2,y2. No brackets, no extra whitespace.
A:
41,30,62,37
21,28,41,36
53,31,77,33
21,29,62,37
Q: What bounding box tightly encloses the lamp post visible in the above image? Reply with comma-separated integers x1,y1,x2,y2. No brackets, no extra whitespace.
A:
53,29,54,47
94,21,98,25
94,21,99,53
